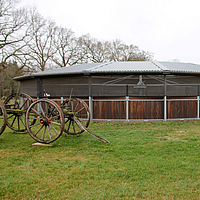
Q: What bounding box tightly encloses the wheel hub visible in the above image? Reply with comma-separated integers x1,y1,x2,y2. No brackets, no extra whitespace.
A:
40,117,49,125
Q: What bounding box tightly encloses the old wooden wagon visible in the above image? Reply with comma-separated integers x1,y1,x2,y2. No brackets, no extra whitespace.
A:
0,92,109,144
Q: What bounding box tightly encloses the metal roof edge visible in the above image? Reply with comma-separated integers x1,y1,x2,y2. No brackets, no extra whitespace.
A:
13,74,34,81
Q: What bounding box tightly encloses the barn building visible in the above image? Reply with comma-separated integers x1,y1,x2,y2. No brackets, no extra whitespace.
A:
14,61,200,121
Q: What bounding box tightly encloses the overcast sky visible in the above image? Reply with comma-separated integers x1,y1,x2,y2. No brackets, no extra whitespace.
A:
20,0,200,64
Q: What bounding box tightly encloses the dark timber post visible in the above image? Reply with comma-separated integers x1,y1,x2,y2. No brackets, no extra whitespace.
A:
88,76,93,120
37,78,43,98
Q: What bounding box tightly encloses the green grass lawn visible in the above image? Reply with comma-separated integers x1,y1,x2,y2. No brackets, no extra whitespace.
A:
0,121,200,199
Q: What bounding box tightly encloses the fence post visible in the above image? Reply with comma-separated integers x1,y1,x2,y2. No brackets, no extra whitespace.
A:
88,76,93,120
126,96,129,121
164,96,167,121
164,75,167,121
89,96,93,120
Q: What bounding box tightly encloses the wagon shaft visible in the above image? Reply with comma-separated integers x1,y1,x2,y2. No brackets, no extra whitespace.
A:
73,116,109,143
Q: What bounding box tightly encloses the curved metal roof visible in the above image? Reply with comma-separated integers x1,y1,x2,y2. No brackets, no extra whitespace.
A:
14,61,200,81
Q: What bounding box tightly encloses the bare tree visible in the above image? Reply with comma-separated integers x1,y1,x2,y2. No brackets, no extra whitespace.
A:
52,27,83,67
79,34,111,63
107,39,124,61
0,0,17,17
0,0,30,67
108,39,153,62
25,10,57,71
78,36,153,63
0,0,32,96
120,44,153,61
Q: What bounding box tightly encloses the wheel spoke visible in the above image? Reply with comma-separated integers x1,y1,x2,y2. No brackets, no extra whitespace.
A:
67,120,72,132
19,99,28,110
31,108,43,118
51,121,62,126
7,114,15,119
35,124,44,136
19,116,26,127
74,101,80,112
28,114,41,120
11,115,17,127
39,103,45,117
48,106,56,118
47,125,51,140
29,122,41,128
72,121,76,133
42,126,47,140
17,116,20,130
65,118,70,124
76,107,85,114
49,123,59,135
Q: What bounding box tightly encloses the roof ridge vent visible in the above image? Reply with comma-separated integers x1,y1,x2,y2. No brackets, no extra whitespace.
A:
152,61,169,71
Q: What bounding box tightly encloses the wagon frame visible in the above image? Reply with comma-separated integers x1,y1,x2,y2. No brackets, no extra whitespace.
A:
0,92,109,144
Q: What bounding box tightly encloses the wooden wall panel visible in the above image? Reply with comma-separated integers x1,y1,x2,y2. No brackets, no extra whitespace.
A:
167,99,197,119
128,100,164,119
93,100,126,119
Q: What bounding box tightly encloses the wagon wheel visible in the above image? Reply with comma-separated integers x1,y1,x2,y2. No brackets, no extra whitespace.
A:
61,98,91,135
26,99,64,144
0,101,7,135
4,93,35,132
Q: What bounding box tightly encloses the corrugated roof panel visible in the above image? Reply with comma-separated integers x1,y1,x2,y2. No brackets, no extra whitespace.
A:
161,62,200,73
14,61,200,81
34,63,101,76
90,61,162,72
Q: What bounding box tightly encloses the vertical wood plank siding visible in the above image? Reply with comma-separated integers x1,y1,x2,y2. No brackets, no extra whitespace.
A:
92,97,197,120
167,97,197,119
129,99,164,119
93,98,126,119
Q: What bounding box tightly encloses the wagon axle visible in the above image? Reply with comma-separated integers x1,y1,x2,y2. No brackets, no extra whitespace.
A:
6,109,24,116
40,117,50,126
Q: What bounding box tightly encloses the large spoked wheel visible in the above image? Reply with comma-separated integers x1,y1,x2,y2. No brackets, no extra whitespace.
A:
0,101,7,135
26,99,64,144
61,98,91,135
4,93,34,132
